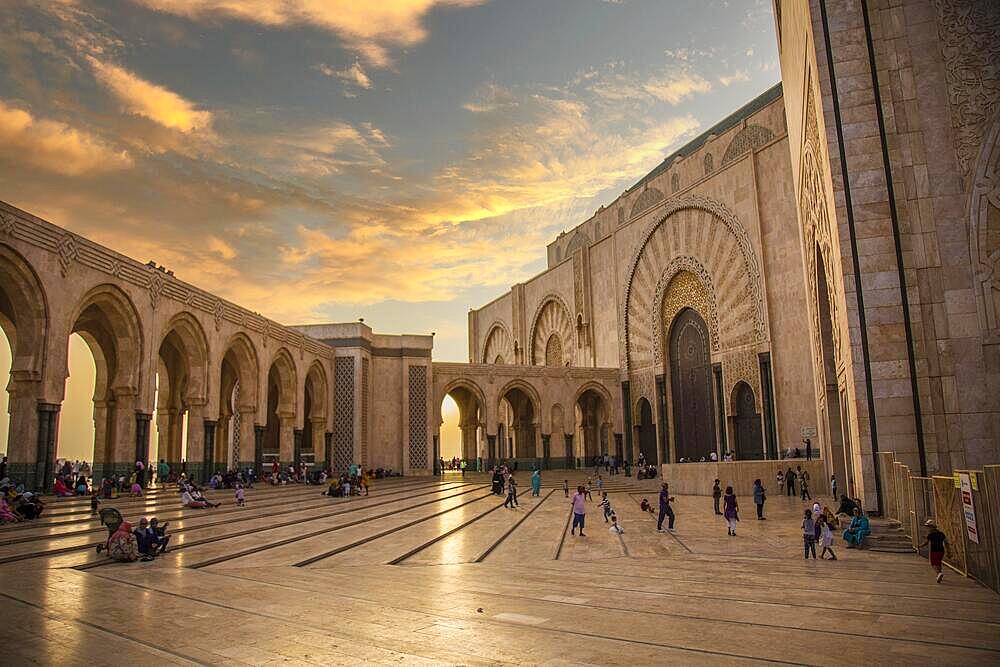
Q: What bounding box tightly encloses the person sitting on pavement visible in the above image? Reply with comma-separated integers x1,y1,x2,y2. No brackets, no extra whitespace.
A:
842,507,870,548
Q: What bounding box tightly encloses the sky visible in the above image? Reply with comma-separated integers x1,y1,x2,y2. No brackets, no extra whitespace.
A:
0,0,779,460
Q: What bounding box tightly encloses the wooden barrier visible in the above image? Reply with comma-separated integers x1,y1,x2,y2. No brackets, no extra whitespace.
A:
879,452,897,520
932,475,968,576
659,460,828,498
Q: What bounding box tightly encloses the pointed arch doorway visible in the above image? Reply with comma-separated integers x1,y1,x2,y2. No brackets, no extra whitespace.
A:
668,308,716,461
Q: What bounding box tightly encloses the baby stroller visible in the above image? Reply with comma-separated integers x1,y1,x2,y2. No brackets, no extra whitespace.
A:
95,507,124,554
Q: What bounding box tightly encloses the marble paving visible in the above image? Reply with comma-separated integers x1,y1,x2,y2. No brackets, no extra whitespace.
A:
1,474,997,666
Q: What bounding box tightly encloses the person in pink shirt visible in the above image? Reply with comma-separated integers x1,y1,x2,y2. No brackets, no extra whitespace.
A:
570,485,587,536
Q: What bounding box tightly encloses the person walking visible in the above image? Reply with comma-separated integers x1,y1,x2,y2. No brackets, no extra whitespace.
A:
786,467,796,496
601,492,612,523
830,474,837,499
570,485,587,536
802,508,817,559
723,486,739,536
656,483,676,533
918,519,948,583
157,459,170,489
804,438,813,461
504,475,519,508
799,466,812,501
712,479,722,515
753,479,766,520
563,479,569,498
531,469,541,497
818,514,837,560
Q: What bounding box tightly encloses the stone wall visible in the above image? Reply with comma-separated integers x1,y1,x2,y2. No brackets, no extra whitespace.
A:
660,459,829,498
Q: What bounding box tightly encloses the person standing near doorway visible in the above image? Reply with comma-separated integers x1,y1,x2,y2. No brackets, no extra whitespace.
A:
656,482,675,533
753,479,766,520
712,479,722,515
723,486,739,536
570,485,587,536
804,438,813,461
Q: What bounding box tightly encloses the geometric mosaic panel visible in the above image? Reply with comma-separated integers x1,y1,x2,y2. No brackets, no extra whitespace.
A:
333,356,355,471
408,365,428,469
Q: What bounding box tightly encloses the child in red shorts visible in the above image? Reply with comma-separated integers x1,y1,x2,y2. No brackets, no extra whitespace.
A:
918,519,948,583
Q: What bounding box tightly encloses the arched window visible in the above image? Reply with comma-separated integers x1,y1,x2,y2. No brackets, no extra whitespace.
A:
671,173,680,193
704,152,714,175
544,333,563,367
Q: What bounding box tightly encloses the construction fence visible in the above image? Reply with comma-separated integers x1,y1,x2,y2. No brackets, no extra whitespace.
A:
877,452,1000,595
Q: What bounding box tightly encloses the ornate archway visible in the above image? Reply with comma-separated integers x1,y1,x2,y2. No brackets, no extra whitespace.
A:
668,308,715,462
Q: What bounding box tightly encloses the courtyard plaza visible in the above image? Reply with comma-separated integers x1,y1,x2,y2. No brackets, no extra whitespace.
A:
0,473,997,666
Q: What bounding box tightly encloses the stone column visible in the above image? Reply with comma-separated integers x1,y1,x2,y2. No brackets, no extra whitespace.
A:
4,375,43,487
564,433,575,468
134,413,152,487
541,434,551,470
185,401,206,481
34,403,60,491
111,388,137,481
254,425,265,476
201,420,217,483
486,434,497,468
293,428,303,469
323,432,332,470
310,418,326,466
278,411,294,468
238,406,256,470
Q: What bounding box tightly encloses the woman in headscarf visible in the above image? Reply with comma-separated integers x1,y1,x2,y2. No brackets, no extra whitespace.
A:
842,507,870,548
531,469,542,497
107,520,140,562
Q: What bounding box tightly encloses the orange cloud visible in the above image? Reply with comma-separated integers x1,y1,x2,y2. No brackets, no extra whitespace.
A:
131,0,486,67
0,99,132,175
88,57,213,132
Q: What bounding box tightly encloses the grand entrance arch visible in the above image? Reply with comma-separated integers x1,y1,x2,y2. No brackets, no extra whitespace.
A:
575,386,611,465
499,382,539,468
669,308,716,462
439,380,485,467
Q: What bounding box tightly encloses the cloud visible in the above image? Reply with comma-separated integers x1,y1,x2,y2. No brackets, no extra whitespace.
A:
315,61,373,95
88,57,213,132
642,73,712,104
582,61,713,106
462,82,518,113
130,0,486,68
718,69,751,86
0,99,132,175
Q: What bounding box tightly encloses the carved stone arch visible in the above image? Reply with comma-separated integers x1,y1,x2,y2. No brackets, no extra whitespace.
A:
565,228,590,254
158,311,210,405
0,243,48,379
220,332,259,409
304,360,329,421
721,124,776,165
497,378,542,417
970,113,1000,339
70,283,144,395
482,321,513,364
268,347,298,415
651,257,721,365
440,377,488,421
630,187,665,219
622,195,766,373
529,295,574,366
573,381,613,414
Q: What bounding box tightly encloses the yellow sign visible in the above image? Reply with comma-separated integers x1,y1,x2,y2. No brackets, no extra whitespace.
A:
971,474,978,491
953,473,961,488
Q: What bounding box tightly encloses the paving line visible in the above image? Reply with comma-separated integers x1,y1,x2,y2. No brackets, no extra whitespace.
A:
295,492,496,567
0,591,210,665
192,485,490,568
552,508,574,560
475,489,554,562
68,483,481,570
387,496,509,565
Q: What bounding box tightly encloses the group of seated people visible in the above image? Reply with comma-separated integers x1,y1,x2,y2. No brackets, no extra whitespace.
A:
323,470,370,497
52,474,90,497
636,464,658,480
835,494,871,547
179,480,221,508
207,468,256,490
105,517,170,562
0,481,46,523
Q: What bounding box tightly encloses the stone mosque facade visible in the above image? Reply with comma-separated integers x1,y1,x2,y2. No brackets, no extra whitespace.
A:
2,1,998,512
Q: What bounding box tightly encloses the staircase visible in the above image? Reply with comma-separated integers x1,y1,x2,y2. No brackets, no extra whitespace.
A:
864,518,915,553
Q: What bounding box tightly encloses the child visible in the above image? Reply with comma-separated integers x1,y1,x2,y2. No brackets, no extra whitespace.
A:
600,492,612,522
918,519,948,583
802,508,817,560
563,479,569,498
90,492,100,516
639,497,654,514
130,480,142,497
585,479,593,501
608,513,624,534
596,476,604,493
235,483,246,507
818,515,836,560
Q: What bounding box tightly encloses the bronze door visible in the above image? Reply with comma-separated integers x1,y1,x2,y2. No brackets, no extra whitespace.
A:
733,382,764,460
637,398,658,465
669,309,716,461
